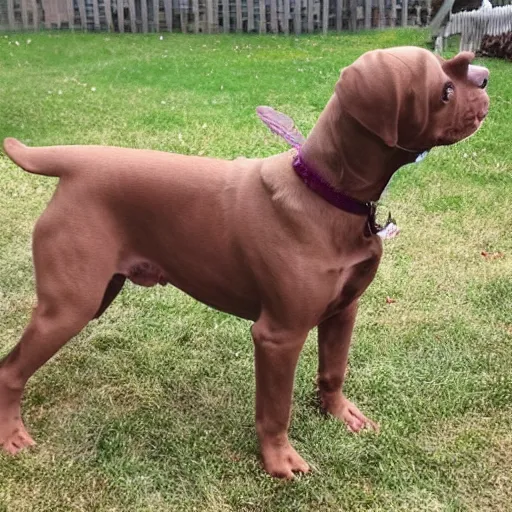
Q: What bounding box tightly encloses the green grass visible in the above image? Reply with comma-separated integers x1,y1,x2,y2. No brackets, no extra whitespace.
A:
1,29,511,511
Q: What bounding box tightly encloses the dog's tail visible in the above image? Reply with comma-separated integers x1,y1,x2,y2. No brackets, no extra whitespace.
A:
3,138,69,177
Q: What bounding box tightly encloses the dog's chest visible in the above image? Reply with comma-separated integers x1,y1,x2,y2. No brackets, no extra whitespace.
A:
324,252,381,317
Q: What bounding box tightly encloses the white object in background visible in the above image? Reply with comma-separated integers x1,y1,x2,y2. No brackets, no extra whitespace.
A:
377,222,400,240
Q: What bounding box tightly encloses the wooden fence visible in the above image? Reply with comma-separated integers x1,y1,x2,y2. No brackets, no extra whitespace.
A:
434,3,512,51
0,0,432,34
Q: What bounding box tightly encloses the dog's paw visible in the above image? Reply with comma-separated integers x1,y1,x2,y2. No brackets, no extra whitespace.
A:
340,400,379,433
261,440,310,479
0,381,35,455
1,424,35,455
0,414,35,455
322,394,379,434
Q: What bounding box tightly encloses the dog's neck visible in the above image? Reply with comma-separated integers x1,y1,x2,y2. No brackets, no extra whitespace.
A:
300,95,418,203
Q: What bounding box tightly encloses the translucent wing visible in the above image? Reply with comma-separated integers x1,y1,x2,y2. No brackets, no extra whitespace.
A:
256,106,306,149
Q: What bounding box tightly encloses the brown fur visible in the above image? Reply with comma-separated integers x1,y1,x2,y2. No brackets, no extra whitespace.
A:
0,47,489,479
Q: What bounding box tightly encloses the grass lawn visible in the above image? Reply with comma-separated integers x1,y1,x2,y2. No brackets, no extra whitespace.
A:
0,28,511,511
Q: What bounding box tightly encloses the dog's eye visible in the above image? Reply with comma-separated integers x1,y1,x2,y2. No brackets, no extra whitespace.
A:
442,82,455,103
479,78,488,89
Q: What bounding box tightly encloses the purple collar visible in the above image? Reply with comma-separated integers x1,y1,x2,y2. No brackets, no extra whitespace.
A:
292,151,379,234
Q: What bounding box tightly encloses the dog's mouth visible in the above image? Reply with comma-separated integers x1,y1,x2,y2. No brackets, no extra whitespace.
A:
439,118,486,146
397,108,488,153
434,104,489,146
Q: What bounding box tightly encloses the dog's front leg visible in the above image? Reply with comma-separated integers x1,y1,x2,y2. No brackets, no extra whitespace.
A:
317,301,378,433
251,321,310,479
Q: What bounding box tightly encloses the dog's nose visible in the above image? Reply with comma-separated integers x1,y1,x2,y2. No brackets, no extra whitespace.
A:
468,64,489,89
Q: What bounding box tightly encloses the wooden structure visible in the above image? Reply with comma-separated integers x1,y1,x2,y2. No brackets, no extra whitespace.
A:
0,0,433,33
431,1,512,51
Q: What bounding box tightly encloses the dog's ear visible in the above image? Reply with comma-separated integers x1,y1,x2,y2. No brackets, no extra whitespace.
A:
335,50,411,148
442,51,474,79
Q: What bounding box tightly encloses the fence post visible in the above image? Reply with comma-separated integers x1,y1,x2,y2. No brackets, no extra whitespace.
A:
401,0,408,26
205,0,212,31
128,0,137,31
322,0,328,33
153,0,159,31
213,0,218,31
193,0,200,32
236,0,243,31
7,0,15,30
247,0,255,30
117,0,124,31
104,0,113,31
222,0,229,32
77,0,87,29
364,0,371,28
336,0,342,30
390,0,396,27
92,0,100,29
350,0,357,30
378,0,385,27
307,0,314,32
283,0,290,34
32,0,40,29
180,2,188,32
271,0,278,32
259,0,266,33
141,0,149,32
21,0,28,29
294,0,301,34
163,0,172,31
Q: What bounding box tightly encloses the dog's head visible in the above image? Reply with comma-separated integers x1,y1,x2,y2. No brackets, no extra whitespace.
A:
336,47,490,151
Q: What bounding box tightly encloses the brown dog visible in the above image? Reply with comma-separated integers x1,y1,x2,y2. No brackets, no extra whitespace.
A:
0,47,489,478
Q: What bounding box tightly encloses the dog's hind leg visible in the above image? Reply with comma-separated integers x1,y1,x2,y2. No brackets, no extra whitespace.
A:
317,302,378,433
0,214,118,455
